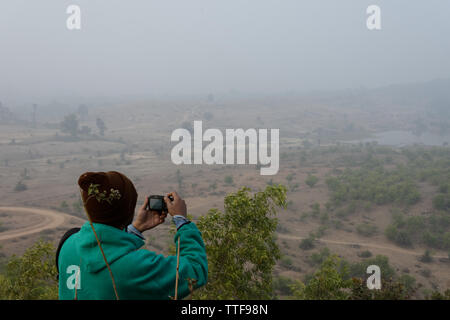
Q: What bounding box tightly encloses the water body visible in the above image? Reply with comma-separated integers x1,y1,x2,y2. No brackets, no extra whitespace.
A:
345,131,450,147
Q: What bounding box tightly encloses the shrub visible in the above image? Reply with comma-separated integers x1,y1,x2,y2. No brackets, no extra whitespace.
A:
224,175,233,185
309,248,331,266
419,250,433,263
14,181,27,192
350,277,413,300
356,223,378,237
299,237,315,250
286,173,295,182
419,269,432,278
291,256,352,300
273,276,295,296
313,226,327,238
385,225,412,247
398,274,417,293
325,166,420,207
310,203,320,217
319,212,329,224
335,202,356,218
386,210,450,250
428,289,450,300
348,255,395,281
358,250,373,258
433,194,450,211
0,240,57,300
305,175,319,188
280,256,294,269
0,222,9,233
60,201,69,212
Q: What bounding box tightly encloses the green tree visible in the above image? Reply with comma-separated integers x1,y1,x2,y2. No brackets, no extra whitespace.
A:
291,255,352,300
349,277,413,300
291,255,414,300
195,185,287,299
0,240,57,300
305,174,319,188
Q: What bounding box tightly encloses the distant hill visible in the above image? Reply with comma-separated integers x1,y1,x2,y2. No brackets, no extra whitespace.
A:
305,78,450,115
373,78,450,112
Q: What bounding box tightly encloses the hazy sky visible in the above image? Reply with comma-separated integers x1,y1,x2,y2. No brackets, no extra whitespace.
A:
1,0,449,101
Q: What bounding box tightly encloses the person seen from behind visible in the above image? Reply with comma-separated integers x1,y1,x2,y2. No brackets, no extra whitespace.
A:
56,171,208,300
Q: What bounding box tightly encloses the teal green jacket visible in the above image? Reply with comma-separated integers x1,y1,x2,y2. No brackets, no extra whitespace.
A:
58,221,208,300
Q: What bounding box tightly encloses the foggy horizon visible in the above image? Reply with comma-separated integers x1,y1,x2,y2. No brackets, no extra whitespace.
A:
1,0,450,105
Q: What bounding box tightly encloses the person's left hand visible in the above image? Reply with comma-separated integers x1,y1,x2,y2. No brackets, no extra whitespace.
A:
132,197,167,232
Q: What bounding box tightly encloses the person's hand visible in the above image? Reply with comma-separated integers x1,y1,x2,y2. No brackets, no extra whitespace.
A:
132,197,167,232
164,191,187,217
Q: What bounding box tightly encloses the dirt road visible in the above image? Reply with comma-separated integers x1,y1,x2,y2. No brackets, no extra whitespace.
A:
0,206,447,260
0,206,83,241
278,234,448,259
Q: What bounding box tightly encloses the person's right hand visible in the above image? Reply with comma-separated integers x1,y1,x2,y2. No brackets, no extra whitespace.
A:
164,191,187,217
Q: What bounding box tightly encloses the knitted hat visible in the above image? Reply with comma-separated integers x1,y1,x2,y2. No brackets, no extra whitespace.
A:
78,171,137,229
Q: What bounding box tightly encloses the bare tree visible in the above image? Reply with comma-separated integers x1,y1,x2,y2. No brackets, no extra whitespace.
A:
96,117,106,136
32,104,37,128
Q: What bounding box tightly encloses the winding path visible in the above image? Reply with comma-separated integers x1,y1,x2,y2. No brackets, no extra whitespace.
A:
0,206,448,260
0,206,83,241
278,234,449,259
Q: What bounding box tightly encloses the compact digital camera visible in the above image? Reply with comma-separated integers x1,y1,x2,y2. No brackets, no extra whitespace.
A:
146,195,173,214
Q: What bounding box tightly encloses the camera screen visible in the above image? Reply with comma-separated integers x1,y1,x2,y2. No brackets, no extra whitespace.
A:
149,198,163,211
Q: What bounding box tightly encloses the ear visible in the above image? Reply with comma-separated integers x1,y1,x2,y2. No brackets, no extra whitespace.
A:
78,172,108,191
